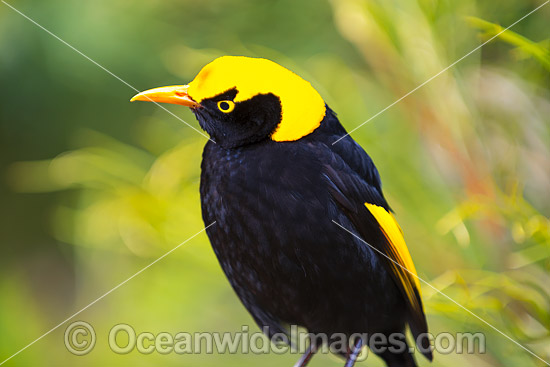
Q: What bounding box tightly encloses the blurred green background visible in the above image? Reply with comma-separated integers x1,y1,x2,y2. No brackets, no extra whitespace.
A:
1,0,549,366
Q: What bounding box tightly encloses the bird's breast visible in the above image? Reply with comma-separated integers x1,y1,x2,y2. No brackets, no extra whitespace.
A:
198,140,402,334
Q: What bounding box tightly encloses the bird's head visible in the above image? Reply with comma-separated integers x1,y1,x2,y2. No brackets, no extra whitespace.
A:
131,56,326,148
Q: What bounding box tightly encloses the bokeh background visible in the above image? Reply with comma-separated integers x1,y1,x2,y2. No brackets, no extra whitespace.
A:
1,0,549,366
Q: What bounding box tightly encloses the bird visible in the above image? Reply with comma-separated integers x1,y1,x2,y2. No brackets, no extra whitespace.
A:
131,56,432,367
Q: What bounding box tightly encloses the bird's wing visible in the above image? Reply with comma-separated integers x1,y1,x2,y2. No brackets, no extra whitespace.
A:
324,159,431,360
361,201,423,314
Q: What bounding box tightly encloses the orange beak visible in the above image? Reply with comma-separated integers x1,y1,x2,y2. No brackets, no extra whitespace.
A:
130,85,199,108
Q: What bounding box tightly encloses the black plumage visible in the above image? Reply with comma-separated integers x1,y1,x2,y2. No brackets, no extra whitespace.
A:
131,56,432,367
198,106,431,367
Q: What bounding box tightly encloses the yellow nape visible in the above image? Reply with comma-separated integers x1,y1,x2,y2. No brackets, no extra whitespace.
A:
364,203,422,300
187,56,326,142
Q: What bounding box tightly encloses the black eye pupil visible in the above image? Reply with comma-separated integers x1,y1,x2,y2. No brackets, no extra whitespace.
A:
220,102,230,111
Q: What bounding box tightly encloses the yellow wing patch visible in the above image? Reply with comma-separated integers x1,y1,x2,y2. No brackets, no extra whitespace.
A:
365,203,423,311
187,56,326,142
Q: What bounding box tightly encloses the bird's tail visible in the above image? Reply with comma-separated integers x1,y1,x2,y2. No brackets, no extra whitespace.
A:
377,342,418,367
408,304,434,362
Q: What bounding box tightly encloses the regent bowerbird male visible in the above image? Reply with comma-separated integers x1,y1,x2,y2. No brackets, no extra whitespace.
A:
131,56,432,367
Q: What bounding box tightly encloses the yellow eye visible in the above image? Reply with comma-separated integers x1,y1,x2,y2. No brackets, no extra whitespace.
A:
217,100,235,113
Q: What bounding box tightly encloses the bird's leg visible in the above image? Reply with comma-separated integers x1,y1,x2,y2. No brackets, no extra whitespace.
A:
293,342,318,367
343,337,364,367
